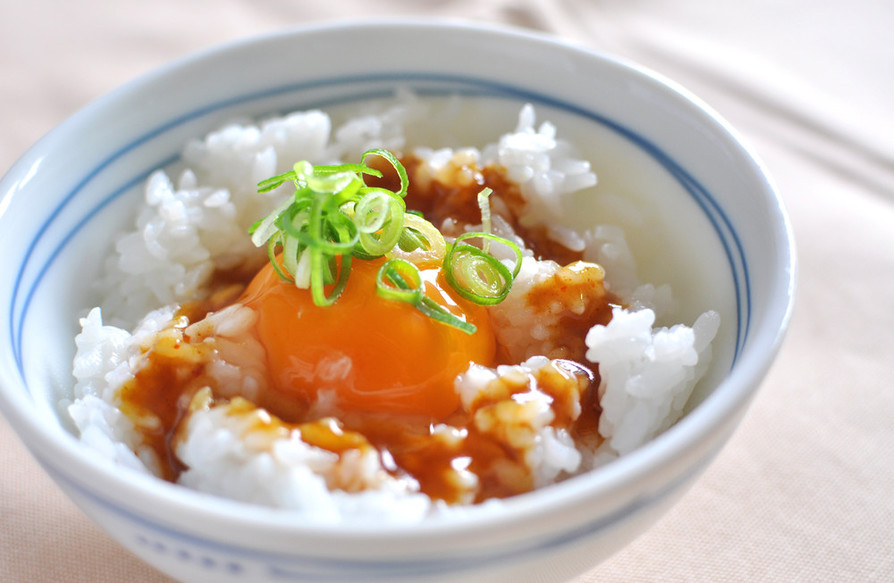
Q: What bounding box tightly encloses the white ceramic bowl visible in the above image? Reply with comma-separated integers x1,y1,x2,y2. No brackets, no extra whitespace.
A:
0,21,794,583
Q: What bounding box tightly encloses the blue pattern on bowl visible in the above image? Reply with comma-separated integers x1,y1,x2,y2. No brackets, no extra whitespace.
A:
44,443,719,581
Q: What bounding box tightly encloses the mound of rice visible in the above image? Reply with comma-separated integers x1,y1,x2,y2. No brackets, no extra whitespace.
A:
66,95,718,523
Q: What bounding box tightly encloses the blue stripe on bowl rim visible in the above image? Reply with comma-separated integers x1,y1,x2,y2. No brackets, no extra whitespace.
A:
41,438,723,581
8,71,750,383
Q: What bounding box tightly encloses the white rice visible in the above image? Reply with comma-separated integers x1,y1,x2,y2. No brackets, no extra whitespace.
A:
176,391,432,524
68,95,719,523
586,307,720,459
455,356,585,489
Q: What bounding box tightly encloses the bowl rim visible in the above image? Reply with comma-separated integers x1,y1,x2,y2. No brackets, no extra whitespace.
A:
0,17,796,545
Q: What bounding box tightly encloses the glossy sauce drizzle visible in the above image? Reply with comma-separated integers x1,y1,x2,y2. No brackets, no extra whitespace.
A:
117,160,614,503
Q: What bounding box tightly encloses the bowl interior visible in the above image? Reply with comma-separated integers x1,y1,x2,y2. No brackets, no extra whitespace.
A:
0,21,792,544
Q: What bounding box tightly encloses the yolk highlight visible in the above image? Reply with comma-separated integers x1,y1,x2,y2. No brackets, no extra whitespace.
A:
240,258,495,419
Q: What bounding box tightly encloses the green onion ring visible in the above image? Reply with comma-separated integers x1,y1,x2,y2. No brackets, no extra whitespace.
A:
361,148,409,198
310,248,351,306
356,192,406,256
353,189,402,234
376,258,477,335
281,233,301,280
444,232,522,305
389,214,446,267
376,258,424,305
267,237,293,283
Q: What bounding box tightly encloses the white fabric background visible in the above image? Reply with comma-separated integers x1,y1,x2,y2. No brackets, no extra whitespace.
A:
1,1,892,581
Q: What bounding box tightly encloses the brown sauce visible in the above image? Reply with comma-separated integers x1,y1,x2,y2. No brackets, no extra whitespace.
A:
117,320,213,481
374,155,586,266
117,160,613,504
287,358,597,504
524,262,622,363
116,271,249,482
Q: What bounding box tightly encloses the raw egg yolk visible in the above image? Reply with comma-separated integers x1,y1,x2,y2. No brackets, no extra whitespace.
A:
240,258,495,419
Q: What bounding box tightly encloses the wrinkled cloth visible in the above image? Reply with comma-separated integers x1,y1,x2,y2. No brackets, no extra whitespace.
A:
1,1,892,581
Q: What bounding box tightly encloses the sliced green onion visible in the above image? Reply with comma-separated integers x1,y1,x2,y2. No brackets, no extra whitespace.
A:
257,169,299,194
444,232,523,305
250,196,294,247
305,166,357,195
309,249,351,306
398,229,426,251
252,149,514,329
267,236,292,282
353,190,393,234
415,297,476,334
477,187,494,253
389,213,446,268
375,258,423,305
354,189,406,257
362,148,409,198
281,233,301,280
292,247,312,288
252,153,403,305
314,163,382,179
376,259,477,334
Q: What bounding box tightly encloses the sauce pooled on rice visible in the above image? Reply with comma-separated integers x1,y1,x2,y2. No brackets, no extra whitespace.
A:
116,151,617,503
